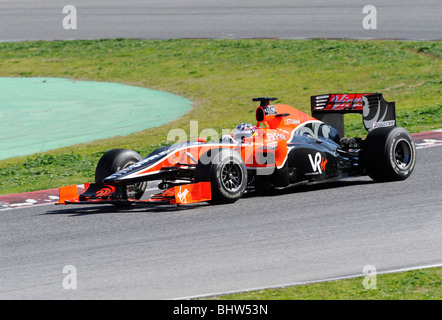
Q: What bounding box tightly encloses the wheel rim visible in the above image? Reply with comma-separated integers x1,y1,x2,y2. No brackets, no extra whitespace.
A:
123,161,146,197
394,140,412,169
221,162,243,192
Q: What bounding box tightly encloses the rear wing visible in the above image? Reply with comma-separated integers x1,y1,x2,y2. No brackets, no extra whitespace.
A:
310,93,396,138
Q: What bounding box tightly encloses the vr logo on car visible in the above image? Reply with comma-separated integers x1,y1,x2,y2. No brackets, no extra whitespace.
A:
177,186,189,204
308,152,327,174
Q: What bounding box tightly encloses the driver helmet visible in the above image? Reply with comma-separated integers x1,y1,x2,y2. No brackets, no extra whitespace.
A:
234,123,255,141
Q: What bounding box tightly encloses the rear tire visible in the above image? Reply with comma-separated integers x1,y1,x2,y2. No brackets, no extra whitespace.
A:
95,149,147,200
363,127,416,182
196,149,247,204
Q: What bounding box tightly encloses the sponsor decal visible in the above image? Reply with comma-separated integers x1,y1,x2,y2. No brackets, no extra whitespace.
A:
284,118,300,126
266,132,286,142
263,106,277,116
259,143,278,151
177,186,189,204
373,120,396,129
327,94,366,110
320,157,328,172
307,152,327,175
95,186,115,197
330,94,364,104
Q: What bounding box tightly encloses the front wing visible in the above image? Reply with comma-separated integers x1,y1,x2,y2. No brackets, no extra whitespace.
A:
57,181,212,206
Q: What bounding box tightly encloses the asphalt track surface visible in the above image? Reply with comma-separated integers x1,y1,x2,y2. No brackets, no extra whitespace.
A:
0,144,441,299
0,0,441,41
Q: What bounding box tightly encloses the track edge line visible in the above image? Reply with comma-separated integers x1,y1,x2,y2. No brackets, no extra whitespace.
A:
173,262,442,300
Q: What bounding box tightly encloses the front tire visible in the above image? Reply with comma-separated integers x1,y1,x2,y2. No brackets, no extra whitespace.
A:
196,149,247,204
363,126,416,182
95,149,147,200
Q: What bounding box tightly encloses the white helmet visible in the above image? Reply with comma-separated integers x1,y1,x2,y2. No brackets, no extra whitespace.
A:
234,123,255,141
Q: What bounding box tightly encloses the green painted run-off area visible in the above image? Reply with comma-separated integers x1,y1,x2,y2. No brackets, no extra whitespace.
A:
0,77,192,160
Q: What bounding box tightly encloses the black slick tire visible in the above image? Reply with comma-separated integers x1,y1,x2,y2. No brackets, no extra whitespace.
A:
95,149,147,200
363,126,416,182
196,149,247,204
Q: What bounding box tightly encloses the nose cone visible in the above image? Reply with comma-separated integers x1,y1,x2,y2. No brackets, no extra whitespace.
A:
102,175,117,184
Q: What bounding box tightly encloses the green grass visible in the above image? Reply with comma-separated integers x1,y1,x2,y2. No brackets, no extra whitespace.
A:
208,267,442,300
0,39,441,195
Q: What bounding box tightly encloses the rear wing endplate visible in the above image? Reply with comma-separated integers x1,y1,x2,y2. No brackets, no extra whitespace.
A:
310,93,396,137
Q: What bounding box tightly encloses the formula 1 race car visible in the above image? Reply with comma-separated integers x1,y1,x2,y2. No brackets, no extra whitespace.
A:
58,93,416,206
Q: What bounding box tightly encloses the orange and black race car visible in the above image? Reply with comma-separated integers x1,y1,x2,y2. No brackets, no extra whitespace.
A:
58,93,416,206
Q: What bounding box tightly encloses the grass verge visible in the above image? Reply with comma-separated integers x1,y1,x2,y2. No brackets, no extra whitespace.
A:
0,39,441,195
208,267,442,300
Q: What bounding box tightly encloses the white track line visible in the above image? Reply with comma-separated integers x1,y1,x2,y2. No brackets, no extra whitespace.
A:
174,263,442,300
